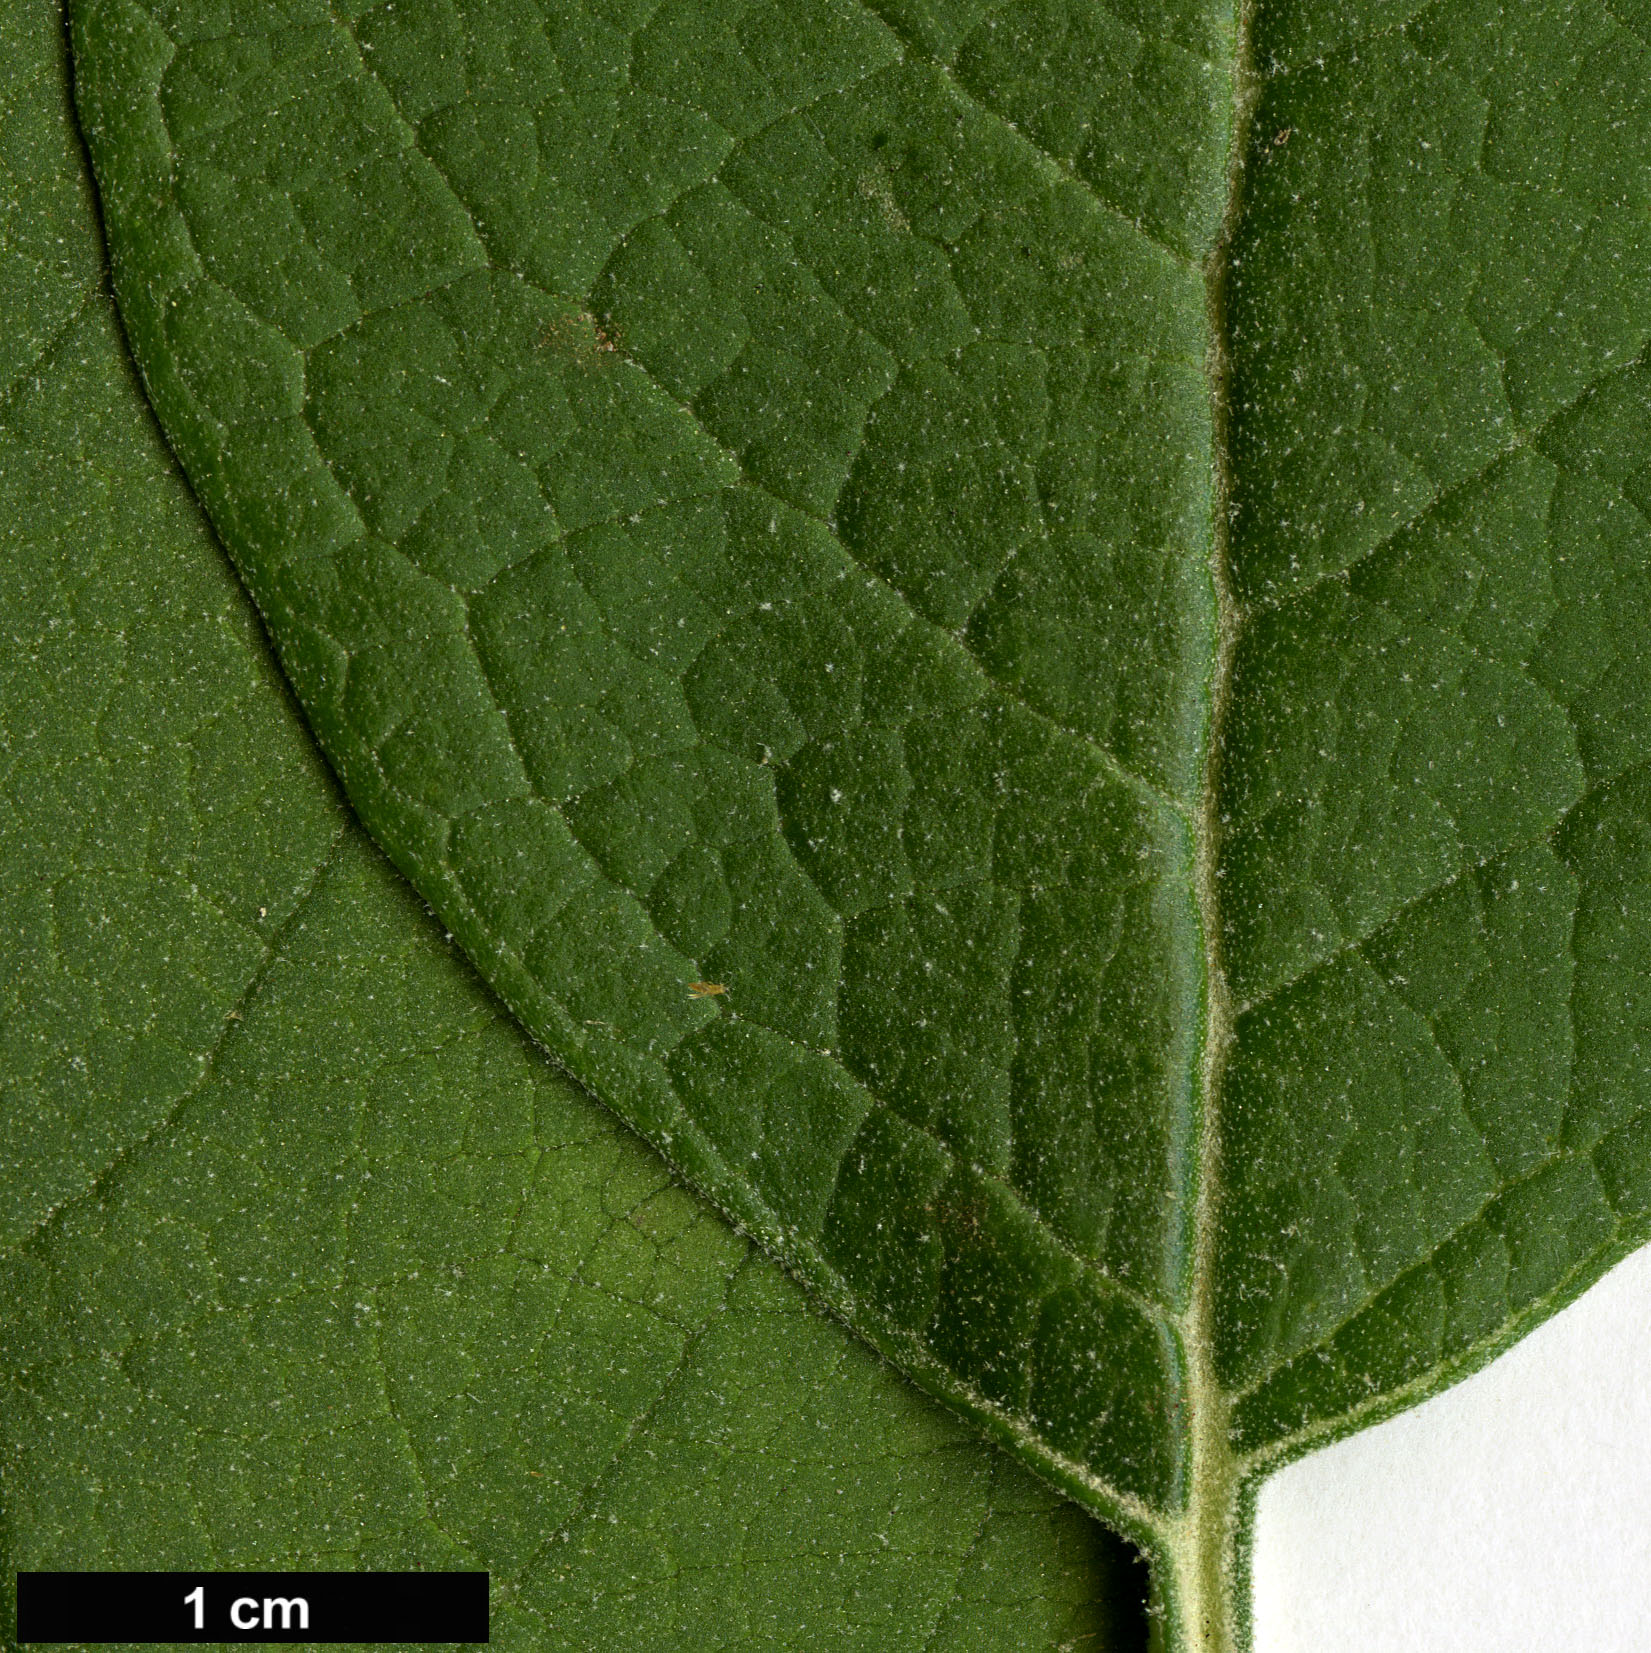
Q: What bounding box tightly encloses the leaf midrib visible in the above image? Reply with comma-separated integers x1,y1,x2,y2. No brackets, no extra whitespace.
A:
1173,0,1258,1633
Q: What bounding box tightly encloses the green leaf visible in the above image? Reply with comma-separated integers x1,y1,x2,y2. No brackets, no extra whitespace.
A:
1,5,1148,1648
65,0,1651,1644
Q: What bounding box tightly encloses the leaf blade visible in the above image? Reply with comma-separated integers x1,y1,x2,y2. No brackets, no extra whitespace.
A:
66,0,1651,1643
1,5,1150,1645
71,0,1223,1532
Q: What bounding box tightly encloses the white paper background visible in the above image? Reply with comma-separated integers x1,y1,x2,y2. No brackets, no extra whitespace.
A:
1251,1242,1651,1650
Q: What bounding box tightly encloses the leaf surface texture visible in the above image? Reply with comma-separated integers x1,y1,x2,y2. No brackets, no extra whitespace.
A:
64,0,1651,1639
0,4,1149,1646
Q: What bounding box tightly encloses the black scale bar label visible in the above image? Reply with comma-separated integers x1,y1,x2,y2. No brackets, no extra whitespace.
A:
15,1572,490,1644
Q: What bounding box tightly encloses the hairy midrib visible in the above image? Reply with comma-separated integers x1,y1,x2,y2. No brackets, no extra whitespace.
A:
1172,0,1261,1635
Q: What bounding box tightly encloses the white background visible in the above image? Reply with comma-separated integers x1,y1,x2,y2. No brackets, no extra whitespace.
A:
1251,1243,1651,1650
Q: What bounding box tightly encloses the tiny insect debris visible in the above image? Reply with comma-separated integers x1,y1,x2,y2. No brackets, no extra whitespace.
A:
536,309,621,362
687,981,728,999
